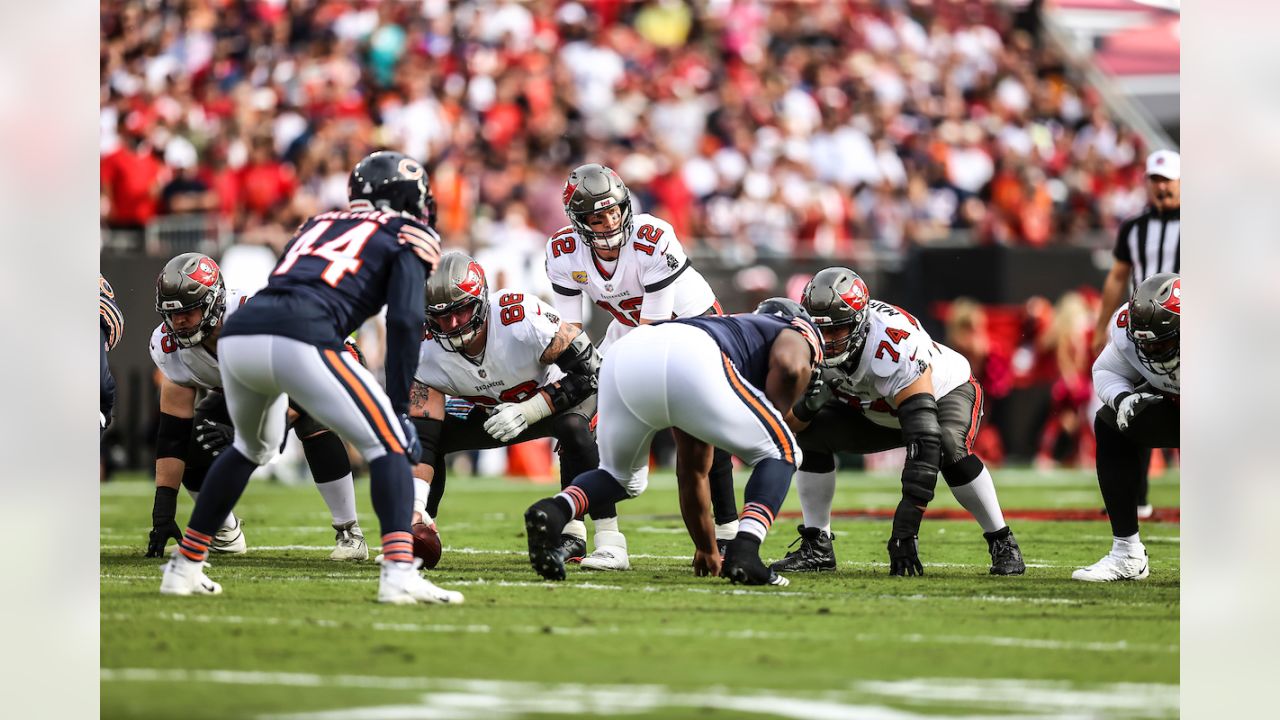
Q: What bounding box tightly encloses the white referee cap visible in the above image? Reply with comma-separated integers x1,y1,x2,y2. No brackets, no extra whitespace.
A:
1146,149,1180,180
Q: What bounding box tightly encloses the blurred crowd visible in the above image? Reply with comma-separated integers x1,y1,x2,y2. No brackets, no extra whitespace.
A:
101,0,1153,270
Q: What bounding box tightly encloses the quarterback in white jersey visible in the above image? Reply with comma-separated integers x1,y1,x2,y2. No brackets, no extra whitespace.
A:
543,162,740,569
1073,273,1180,583
408,253,603,569
146,253,369,562
773,267,1023,577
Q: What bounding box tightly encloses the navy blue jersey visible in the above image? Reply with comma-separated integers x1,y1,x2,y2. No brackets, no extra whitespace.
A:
224,208,440,414
668,314,794,390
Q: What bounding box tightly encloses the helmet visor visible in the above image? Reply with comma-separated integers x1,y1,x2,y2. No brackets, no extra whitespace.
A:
1136,335,1178,363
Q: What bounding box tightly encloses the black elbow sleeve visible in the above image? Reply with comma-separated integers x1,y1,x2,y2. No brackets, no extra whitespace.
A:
156,412,194,460
897,393,942,506
411,416,444,467
546,333,601,413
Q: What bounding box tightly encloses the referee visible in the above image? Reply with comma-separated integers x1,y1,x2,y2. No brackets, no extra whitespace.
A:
1092,149,1180,516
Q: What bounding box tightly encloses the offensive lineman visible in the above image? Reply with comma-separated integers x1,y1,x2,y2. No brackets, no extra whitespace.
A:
146,252,369,561
524,299,824,586
159,150,462,605
408,252,603,563
774,267,1024,576
1073,273,1180,582
545,163,740,570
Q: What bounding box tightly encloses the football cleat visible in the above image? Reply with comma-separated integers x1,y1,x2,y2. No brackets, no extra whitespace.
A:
769,525,837,573
330,520,368,561
525,499,570,581
715,521,739,558
723,537,790,587
556,534,587,563
209,513,246,554
159,556,223,596
377,557,464,605
1136,504,1155,520
985,528,1026,576
1071,547,1150,582
579,531,630,571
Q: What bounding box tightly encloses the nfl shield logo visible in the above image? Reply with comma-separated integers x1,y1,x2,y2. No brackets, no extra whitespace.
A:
478,369,487,378
604,284,613,292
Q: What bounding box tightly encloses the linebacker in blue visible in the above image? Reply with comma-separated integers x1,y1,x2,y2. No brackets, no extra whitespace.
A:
524,298,824,586
158,151,463,605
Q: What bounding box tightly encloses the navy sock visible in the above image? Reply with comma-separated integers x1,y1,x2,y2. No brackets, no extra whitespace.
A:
742,457,794,517
187,447,258,536
369,453,413,537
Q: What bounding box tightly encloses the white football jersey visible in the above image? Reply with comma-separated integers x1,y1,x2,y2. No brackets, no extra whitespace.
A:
829,300,972,429
149,288,253,390
415,288,565,409
1092,303,1180,407
545,212,717,353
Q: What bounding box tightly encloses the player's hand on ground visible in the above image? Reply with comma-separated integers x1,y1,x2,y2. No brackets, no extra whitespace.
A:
484,403,529,442
887,535,924,576
146,521,182,558
194,419,234,456
692,548,722,577
398,414,422,464
1116,392,1163,431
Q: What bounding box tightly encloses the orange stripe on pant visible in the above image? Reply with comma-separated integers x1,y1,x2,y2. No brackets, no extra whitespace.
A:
964,377,984,454
323,349,403,454
720,355,795,465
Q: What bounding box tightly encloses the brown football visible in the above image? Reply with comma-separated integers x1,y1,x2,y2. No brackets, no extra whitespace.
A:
411,522,442,569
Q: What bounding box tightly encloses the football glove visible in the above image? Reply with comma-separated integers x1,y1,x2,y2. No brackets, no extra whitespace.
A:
194,419,234,456
887,535,924,576
484,403,530,443
146,522,183,558
1116,391,1163,432
793,367,844,422
399,413,422,465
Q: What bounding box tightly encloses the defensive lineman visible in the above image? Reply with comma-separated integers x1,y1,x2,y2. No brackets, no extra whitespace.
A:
409,252,602,563
146,252,369,561
524,300,824,586
100,274,124,434
1073,273,1180,582
160,150,462,604
545,163,740,570
775,267,1024,576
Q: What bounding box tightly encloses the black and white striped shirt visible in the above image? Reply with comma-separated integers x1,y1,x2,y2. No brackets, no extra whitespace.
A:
1114,206,1180,287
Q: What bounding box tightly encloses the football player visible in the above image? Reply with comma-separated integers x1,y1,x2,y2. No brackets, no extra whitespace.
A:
146,252,370,562
774,267,1025,577
407,252,602,564
545,163,740,570
100,275,124,434
160,151,462,605
524,299,824,586
1073,273,1179,582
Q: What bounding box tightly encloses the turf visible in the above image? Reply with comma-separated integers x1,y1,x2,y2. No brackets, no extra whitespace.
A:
101,467,1180,719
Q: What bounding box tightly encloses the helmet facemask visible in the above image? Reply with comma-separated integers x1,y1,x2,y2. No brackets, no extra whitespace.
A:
426,296,488,354
563,163,633,252
812,312,869,369
801,267,872,369
1128,325,1179,377
1126,273,1180,378
571,200,633,253
155,254,227,349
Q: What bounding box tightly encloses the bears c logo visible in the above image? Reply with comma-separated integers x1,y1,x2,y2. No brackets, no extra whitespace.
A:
398,158,424,180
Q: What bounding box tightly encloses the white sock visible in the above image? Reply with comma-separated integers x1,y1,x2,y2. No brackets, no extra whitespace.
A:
715,519,739,541
796,469,836,533
949,466,1006,534
563,518,587,540
412,478,430,519
591,516,618,533
1113,534,1143,555
186,489,234,530
315,474,357,525
738,518,768,541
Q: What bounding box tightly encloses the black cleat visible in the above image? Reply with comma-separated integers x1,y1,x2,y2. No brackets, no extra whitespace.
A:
723,536,790,586
524,499,570,581
556,534,587,563
769,525,836,573
985,527,1026,576
716,537,730,558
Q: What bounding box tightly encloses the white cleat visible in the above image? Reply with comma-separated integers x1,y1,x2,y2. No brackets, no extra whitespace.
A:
579,530,631,571
1136,504,1154,520
330,521,369,561
1072,548,1150,582
159,556,223,596
210,513,247,555
377,558,464,605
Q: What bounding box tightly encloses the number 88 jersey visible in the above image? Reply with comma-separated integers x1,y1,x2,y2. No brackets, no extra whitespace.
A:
414,289,565,409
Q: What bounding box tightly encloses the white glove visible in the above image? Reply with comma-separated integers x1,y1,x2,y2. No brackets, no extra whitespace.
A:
481,403,530,442
1116,392,1162,431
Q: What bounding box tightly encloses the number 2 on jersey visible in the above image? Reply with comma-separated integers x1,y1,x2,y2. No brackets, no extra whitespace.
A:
274,221,377,287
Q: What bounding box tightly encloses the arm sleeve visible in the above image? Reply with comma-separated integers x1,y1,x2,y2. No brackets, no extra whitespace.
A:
384,250,428,416
1092,342,1141,409
639,282,678,321
101,329,116,423
550,284,584,325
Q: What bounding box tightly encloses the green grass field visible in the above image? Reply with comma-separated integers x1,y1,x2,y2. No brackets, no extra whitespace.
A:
101,467,1180,719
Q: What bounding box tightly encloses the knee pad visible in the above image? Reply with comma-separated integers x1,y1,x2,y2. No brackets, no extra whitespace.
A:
941,454,983,488
799,449,835,473
553,412,596,453
302,431,352,483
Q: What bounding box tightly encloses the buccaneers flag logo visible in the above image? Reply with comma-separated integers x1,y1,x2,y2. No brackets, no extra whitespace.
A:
457,262,486,298
1158,278,1181,315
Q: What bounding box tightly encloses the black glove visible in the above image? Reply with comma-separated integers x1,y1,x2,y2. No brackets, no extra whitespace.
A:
793,368,837,422
887,535,924,576
344,338,368,367
399,413,422,465
194,419,234,456
146,486,182,558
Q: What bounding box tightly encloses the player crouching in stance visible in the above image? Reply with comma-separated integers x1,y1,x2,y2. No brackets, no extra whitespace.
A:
408,252,603,566
1073,273,1180,582
160,150,462,605
524,299,823,586
147,253,370,561
775,267,1024,576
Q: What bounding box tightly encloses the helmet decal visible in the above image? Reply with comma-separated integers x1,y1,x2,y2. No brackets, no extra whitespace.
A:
1158,278,1181,315
839,277,869,311
398,158,424,180
457,262,486,298
188,258,220,288
562,181,578,207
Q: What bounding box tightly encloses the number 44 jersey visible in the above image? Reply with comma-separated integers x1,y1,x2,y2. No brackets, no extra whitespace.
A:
414,289,566,410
